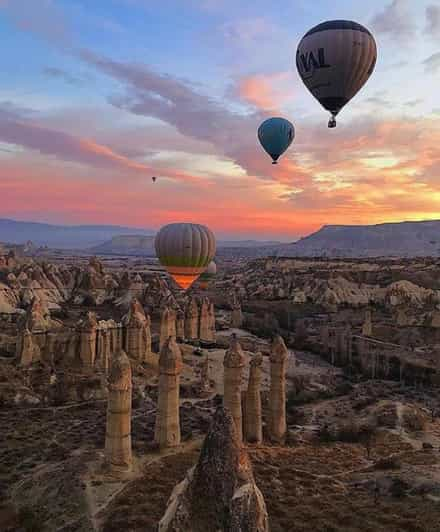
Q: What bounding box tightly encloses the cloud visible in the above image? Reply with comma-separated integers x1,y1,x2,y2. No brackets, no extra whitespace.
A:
371,0,416,42
365,92,391,108
0,0,72,47
232,72,291,111
0,104,201,184
423,52,440,73
76,49,313,191
2,112,440,239
78,50,263,161
426,5,440,38
404,99,423,107
75,48,440,226
1,1,440,237
43,67,84,85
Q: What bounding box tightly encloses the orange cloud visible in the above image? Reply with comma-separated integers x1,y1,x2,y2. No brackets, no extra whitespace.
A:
236,72,291,112
2,112,440,240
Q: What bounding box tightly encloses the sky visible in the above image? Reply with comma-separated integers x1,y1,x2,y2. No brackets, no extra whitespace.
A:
0,0,440,241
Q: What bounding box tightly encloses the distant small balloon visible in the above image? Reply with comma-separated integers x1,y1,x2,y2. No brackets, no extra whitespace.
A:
257,117,295,164
296,20,377,128
199,260,217,289
152,176,157,183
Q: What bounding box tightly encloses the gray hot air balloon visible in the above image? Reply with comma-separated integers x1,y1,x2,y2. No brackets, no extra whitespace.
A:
296,20,377,128
155,223,216,290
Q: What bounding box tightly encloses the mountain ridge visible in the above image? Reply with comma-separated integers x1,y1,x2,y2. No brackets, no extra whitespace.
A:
277,219,440,258
0,218,153,249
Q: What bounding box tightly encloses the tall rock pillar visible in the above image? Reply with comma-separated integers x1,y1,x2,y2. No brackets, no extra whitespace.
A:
185,297,199,340
208,302,216,342
199,297,212,342
245,353,263,444
176,310,185,341
105,349,132,473
122,298,151,362
155,336,183,449
159,306,177,351
223,334,245,443
17,327,40,367
362,309,373,337
77,312,98,371
269,335,288,443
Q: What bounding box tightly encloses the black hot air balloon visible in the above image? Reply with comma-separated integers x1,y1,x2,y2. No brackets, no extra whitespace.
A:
296,20,377,128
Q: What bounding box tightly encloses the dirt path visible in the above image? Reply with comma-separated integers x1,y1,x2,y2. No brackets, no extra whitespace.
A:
87,437,204,531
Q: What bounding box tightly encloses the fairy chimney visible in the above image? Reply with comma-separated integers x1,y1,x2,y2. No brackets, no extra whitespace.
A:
155,336,183,449
104,349,132,473
223,334,245,442
245,353,263,444
269,335,288,443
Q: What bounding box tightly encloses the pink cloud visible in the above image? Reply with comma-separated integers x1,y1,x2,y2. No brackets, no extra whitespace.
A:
0,107,205,185
235,72,292,112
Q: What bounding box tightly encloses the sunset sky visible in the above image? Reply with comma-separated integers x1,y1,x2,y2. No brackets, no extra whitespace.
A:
0,0,440,240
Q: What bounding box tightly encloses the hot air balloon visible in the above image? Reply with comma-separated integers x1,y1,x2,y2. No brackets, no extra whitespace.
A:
155,223,216,290
257,117,295,164
199,260,217,289
152,176,157,183
296,20,377,128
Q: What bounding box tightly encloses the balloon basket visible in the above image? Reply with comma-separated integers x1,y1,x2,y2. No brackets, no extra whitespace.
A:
328,116,337,128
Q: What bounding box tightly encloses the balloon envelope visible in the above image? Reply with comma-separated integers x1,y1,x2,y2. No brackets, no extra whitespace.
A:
257,117,295,163
199,260,217,289
296,20,377,126
155,223,216,290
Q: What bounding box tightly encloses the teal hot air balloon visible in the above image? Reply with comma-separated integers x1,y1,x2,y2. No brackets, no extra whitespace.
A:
257,117,295,164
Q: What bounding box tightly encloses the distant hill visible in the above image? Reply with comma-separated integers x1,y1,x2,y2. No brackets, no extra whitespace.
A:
91,235,282,256
276,220,440,258
0,218,283,253
218,240,281,248
0,218,153,249
91,235,156,255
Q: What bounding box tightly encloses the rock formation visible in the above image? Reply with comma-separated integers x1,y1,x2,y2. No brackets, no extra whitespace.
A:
176,309,185,341
159,306,177,351
320,323,329,356
223,334,245,442
245,353,263,444
17,327,40,367
105,349,132,473
200,354,210,392
158,407,269,532
199,297,215,343
362,309,373,337
184,297,199,340
21,296,59,333
76,312,98,371
231,299,244,328
73,256,110,306
208,301,216,341
269,335,288,443
122,298,151,362
96,321,112,374
43,331,57,365
144,274,177,312
155,336,182,449
109,321,123,353
115,272,144,309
